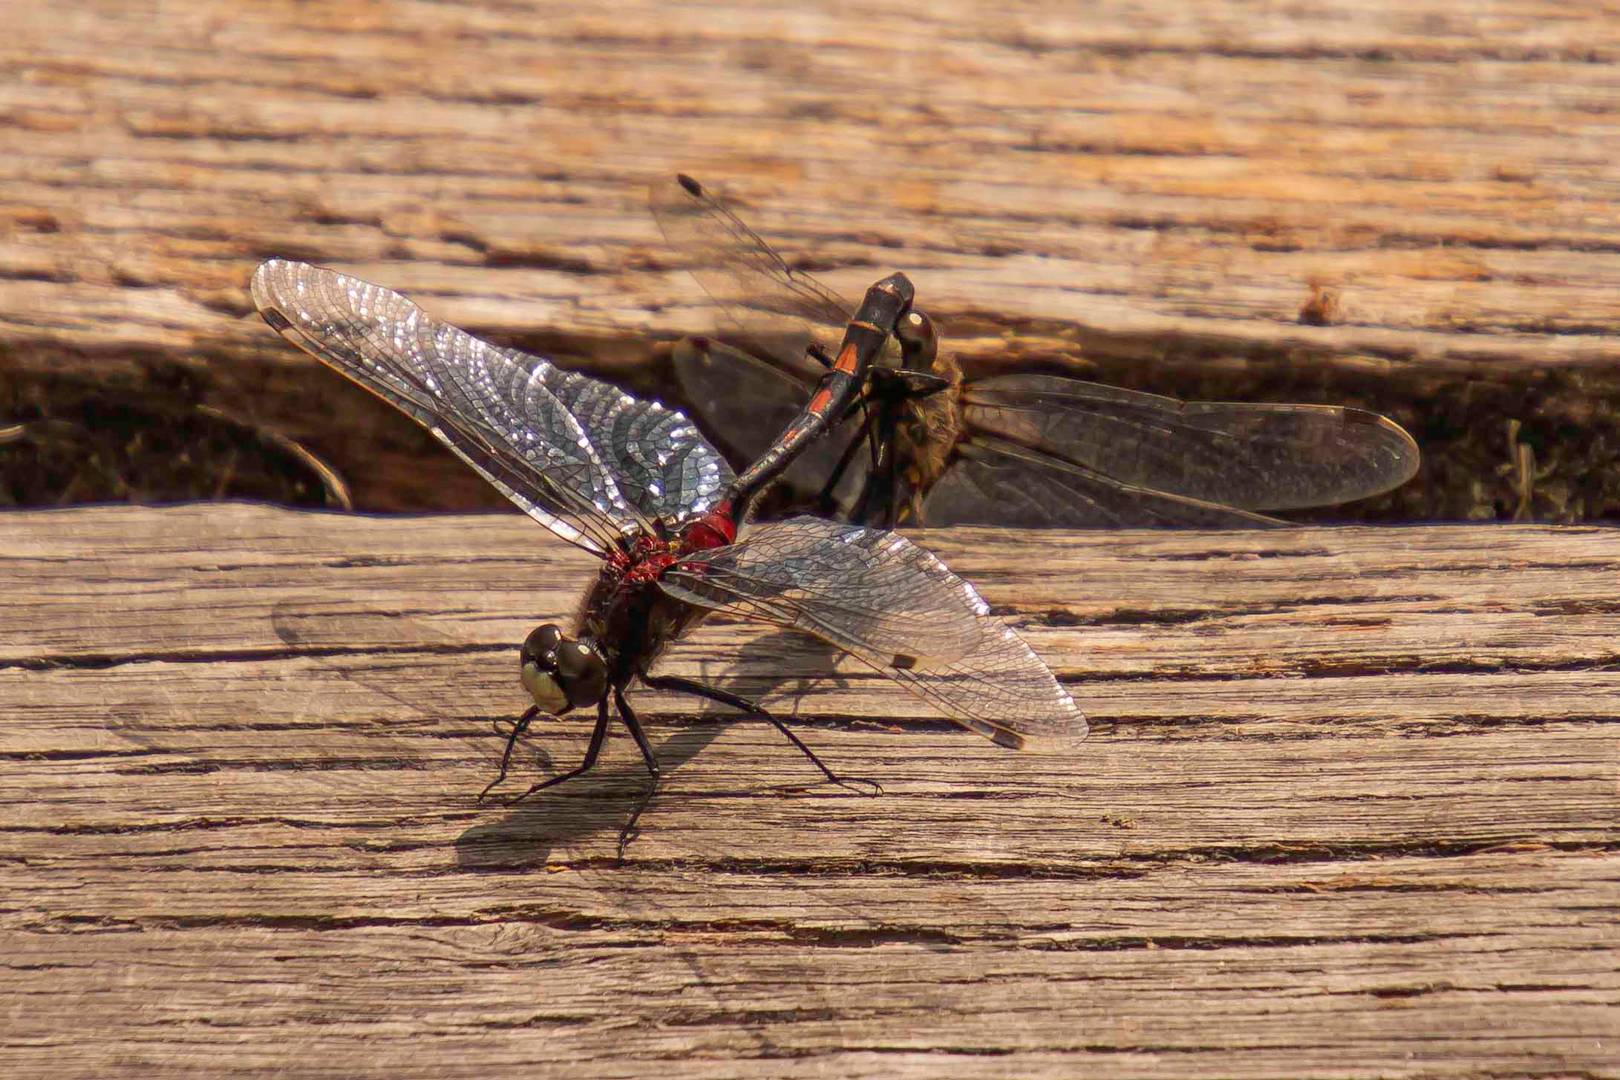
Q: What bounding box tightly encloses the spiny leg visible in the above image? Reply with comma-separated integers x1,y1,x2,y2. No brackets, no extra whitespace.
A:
873,369,950,400
613,687,662,859
814,406,878,515
849,428,901,529
841,388,900,528
480,705,540,800
641,673,882,795
499,697,612,806
848,368,946,527
849,390,891,517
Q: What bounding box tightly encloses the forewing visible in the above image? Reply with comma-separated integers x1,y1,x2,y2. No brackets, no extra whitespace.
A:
658,516,1084,748
963,374,1420,512
651,174,855,347
672,336,869,511
922,436,1288,528
536,353,735,523
252,261,732,551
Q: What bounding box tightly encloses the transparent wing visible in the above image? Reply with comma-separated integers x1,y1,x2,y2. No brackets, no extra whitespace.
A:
252,261,733,554
658,516,1084,748
962,374,1419,512
651,174,855,349
922,436,1288,528
671,336,869,512
537,350,735,524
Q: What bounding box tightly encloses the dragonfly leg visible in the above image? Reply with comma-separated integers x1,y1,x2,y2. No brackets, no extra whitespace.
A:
814,406,879,514
614,686,661,778
480,705,541,800
641,673,883,795
496,697,612,805
849,435,901,529
869,368,949,400
613,687,661,859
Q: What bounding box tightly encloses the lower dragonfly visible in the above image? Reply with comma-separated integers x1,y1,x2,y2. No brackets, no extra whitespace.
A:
250,260,1082,832
653,175,1421,528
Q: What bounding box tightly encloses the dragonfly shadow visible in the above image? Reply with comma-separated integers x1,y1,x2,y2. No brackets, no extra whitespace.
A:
452,764,657,869
674,624,858,733
269,600,854,863
269,602,559,768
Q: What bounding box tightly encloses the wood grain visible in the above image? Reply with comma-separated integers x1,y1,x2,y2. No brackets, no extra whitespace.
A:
2,503,1616,1077
5,1,1620,519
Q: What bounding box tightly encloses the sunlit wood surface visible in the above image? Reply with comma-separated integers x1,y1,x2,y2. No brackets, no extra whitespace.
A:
3,504,1616,1077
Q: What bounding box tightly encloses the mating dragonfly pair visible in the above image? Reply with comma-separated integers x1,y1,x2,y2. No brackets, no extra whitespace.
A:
250,175,1418,814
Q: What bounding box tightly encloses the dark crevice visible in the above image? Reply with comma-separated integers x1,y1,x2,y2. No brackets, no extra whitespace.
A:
543,838,1620,879
5,912,1505,954
2,641,509,672
1026,592,1442,627
1055,654,1620,683
990,35,1618,66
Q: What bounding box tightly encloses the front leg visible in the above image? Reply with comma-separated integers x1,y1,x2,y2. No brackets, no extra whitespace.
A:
486,697,612,805
479,705,540,800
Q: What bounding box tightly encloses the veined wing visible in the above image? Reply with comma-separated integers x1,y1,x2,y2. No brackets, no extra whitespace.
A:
658,516,1083,748
923,436,1286,528
963,374,1420,512
538,350,735,524
671,336,869,512
252,261,733,554
651,174,855,347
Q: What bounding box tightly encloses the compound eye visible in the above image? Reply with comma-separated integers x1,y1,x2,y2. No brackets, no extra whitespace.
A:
521,665,570,714
522,624,564,667
554,642,607,708
895,309,938,369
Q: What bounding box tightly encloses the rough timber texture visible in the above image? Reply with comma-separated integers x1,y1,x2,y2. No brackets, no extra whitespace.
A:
5,1,1620,519
2,503,1617,1078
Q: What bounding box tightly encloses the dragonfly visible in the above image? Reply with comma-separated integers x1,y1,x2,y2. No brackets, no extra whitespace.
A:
653,174,1421,529
249,259,1083,831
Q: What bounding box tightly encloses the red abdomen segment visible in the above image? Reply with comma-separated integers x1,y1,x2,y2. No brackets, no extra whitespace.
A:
724,273,916,515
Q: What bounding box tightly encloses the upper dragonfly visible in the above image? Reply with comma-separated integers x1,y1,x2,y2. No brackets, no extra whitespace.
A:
249,259,1082,828
652,174,1421,529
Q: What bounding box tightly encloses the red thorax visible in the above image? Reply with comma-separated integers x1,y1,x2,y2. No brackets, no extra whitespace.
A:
609,501,737,586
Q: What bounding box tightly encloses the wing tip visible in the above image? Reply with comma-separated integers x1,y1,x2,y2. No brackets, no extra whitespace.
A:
248,260,274,303
970,702,1088,751
1015,720,1090,751
250,260,292,328
249,258,312,319
1339,408,1422,489
250,256,296,285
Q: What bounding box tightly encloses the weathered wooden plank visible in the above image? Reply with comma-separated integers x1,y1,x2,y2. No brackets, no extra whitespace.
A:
5,1,1620,519
1,504,1615,1077
1,859,1614,1077
6,0,1620,359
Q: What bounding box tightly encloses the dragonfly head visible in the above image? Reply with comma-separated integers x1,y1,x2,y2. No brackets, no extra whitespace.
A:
894,308,938,371
520,625,607,714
